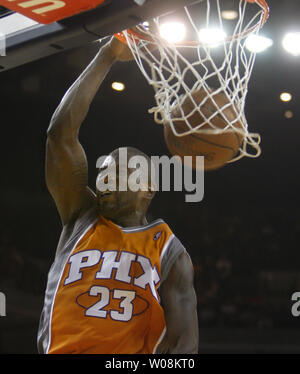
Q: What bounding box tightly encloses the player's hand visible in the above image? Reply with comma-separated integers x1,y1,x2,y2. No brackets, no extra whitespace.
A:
109,36,135,62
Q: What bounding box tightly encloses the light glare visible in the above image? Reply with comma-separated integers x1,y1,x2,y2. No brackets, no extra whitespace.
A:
198,28,227,47
221,10,238,20
159,22,186,43
284,110,293,119
245,35,273,53
112,82,125,92
280,92,292,102
282,32,300,56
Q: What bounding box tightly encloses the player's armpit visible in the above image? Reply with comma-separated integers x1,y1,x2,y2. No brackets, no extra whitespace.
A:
157,251,199,354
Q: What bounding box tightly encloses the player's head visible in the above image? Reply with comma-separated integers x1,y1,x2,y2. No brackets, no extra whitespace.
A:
96,147,156,222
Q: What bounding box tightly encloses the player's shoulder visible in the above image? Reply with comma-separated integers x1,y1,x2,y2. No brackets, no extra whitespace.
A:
143,219,180,249
156,221,189,284
157,223,193,288
156,220,186,249
55,204,99,257
147,218,184,250
146,217,175,236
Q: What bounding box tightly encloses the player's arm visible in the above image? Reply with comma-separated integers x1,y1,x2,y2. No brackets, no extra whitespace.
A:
157,251,199,354
46,38,132,226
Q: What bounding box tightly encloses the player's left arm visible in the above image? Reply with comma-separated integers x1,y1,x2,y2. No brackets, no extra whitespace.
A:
157,251,199,354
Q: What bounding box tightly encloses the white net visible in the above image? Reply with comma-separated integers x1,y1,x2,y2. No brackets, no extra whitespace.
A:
119,0,269,162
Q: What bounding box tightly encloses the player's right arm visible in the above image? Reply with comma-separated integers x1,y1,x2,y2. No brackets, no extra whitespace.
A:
46,38,133,226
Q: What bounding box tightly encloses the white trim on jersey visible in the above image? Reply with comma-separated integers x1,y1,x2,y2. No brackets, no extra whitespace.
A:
117,219,165,233
152,326,167,354
160,233,175,263
45,218,98,354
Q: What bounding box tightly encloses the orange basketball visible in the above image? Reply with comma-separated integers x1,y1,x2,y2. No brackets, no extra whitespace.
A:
163,88,244,171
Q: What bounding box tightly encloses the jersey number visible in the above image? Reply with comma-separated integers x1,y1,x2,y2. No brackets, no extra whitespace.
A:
85,285,135,322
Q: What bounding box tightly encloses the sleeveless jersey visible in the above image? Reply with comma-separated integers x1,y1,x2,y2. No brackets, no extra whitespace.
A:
37,207,185,354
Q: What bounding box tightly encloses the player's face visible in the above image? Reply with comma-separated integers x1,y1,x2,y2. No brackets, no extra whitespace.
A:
96,155,150,221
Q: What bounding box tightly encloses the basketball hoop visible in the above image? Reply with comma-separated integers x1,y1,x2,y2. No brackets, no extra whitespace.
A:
115,0,269,162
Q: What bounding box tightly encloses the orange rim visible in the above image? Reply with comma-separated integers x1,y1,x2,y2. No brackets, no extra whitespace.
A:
246,0,269,25
114,29,153,45
114,0,269,47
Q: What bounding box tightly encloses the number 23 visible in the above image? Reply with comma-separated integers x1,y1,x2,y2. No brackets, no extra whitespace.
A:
85,285,136,322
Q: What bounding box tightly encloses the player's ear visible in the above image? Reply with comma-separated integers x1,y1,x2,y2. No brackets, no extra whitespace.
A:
146,190,155,200
144,183,156,200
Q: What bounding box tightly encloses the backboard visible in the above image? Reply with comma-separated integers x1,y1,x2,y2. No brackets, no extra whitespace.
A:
0,0,196,71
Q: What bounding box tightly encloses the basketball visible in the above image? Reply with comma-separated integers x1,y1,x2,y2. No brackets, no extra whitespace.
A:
163,88,244,171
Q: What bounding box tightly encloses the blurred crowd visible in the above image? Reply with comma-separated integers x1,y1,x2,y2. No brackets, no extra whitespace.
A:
183,204,300,330
0,234,48,295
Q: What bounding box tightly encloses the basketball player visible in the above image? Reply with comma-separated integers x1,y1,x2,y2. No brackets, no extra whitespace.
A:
37,37,198,354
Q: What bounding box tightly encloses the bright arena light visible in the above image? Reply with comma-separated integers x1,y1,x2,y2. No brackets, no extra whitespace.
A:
284,110,294,119
245,35,273,53
159,22,186,43
221,10,239,20
198,28,227,47
282,32,300,56
112,82,125,92
280,92,292,102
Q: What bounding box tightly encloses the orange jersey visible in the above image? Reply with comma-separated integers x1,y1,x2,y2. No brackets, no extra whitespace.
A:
37,207,185,354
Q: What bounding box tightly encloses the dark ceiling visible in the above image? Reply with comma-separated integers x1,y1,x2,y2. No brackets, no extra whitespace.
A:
0,0,300,354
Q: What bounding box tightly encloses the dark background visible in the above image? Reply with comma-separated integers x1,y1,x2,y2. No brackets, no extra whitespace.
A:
1,0,300,354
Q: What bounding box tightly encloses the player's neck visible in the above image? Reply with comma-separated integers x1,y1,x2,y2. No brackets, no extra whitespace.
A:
109,212,148,228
